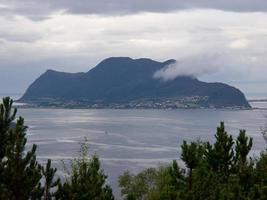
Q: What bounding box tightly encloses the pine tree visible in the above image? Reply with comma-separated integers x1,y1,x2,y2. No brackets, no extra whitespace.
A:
0,97,17,196
181,141,204,189
235,129,253,165
42,159,60,200
205,122,234,180
235,130,254,194
0,97,43,199
55,140,114,200
0,97,17,158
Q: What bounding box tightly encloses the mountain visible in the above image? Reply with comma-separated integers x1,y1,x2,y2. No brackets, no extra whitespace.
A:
20,57,250,109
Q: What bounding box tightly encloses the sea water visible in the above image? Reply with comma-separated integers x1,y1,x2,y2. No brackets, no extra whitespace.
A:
16,107,267,197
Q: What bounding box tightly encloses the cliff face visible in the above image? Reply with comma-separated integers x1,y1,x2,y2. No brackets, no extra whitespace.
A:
20,57,250,108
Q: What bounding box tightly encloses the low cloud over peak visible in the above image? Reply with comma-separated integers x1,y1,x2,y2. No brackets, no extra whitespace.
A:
154,54,221,81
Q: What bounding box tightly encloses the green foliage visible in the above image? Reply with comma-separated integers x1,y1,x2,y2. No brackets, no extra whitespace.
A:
0,97,114,199
119,121,267,200
181,140,205,189
119,163,185,200
55,139,114,200
205,122,235,180
0,97,43,199
4,96,267,200
181,141,204,171
119,168,157,200
42,159,60,200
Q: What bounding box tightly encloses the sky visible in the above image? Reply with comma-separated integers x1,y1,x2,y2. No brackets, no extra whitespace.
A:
0,0,267,99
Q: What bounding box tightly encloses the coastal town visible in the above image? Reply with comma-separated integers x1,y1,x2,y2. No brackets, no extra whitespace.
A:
17,95,248,109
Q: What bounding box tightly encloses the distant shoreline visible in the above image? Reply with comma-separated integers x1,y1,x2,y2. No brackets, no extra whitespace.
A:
248,99,267,102
14,103,253,111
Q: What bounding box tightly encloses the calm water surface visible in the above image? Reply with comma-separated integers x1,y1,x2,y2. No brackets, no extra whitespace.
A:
15,106,267,197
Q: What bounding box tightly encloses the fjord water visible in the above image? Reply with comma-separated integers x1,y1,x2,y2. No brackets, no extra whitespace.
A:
16,106,267,197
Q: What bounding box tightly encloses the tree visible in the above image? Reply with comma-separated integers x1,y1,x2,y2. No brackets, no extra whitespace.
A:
205,122,234,180
118,169,156,200
119,162,185,200
0,97,17,197
181,141,204,189
118,121,267,200
0,97,115,199
0,97,43,199
235,130,254,194
55,140,114,200
42,159,60,200
235,130,253,165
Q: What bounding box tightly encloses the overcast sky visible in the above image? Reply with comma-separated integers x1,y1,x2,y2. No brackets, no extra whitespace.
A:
0,0,267,98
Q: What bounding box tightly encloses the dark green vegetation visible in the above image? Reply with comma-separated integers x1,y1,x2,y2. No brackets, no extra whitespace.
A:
20,57,250,108
0,97,114,200
119,123,267,200
2,97,267,200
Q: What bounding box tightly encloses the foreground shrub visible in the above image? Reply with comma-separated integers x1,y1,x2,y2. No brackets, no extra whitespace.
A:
119,122,267,200
55,140,114,200
0,97,114,200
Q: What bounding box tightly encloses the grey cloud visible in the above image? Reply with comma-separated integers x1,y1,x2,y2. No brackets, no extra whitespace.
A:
1,0,267,20
0,32,42,42
0,6,266,96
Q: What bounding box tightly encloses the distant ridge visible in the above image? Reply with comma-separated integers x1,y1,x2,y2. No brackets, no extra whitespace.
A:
20,57,251,109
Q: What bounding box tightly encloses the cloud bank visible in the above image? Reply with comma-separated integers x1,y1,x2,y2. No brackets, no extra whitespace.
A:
0,2,267,97
1,0,267,20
